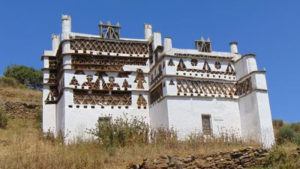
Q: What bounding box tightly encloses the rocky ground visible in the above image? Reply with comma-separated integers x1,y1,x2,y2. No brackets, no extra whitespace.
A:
128,147,300,169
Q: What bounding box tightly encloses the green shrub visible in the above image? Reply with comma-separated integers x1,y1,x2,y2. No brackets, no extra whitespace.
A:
291,122,300,134
277,126,294,144
263,146,300,169
4,65,42,89
0,109,8,128
294,135,300,146
273,120,284,129
89,116,150,148
0,76,24,88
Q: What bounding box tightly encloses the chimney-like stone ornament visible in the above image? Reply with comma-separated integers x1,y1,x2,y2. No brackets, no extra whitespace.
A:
51,34,60,51
164,37,172,51
229,42,238,54
152,32,162,50
62,15,71,40
144,24,152,40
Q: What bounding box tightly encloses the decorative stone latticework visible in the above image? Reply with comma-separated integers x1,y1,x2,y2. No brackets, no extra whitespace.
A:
42,15,274,147
176,79,237,97
134,69,146,89
70,39,152,56
122,79,131,90
45,88,58,104
137,94,147,109
69,76,79,87
73,90,131,106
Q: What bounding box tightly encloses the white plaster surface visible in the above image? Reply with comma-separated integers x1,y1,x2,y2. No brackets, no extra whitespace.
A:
167,97,241,139
42,17,275,147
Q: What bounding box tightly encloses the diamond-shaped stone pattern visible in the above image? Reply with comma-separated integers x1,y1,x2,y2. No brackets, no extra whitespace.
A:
176,77,252,98
70,39,150,55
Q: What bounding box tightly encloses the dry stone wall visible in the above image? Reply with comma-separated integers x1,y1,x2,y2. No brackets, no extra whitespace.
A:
128,147,270,169
2,101,40,118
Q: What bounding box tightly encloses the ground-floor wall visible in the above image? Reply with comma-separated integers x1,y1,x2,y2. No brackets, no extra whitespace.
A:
56,91,66,137
166,97,242,139
239,91,275,148
42,104,56,133
43,88,274,147
149,98,169,129
42,87,56,134
62,89,150,143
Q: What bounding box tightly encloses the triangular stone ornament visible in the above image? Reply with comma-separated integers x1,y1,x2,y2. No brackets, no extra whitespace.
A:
169,80,175,85
226,63,235,75
168,59,174,66
202,60,211,72
177,59,186,71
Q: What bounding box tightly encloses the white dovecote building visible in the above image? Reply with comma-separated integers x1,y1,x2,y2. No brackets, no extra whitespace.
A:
42,15,275,147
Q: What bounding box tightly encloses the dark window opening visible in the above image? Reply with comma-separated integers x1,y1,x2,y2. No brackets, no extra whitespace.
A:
202,115,212,135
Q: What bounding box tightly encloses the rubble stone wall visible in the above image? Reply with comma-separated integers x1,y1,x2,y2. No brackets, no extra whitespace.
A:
128,147,270,169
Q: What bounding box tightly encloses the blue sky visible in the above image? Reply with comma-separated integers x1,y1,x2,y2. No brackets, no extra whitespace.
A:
0,0,299,122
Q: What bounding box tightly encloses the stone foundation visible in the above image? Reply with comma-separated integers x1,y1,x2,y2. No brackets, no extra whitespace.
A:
128,147,270,169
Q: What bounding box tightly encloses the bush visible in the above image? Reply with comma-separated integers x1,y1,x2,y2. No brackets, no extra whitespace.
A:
150,127,177,145
0,76,24,88
89,116,150,148
294,135,300,146
0,109,8,128
277,126,294,144
291,122,300,134
273,120,284,129
263,146,300,169
4,65,42,89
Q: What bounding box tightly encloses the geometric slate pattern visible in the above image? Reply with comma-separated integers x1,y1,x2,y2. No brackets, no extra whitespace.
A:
177,79,237,97
176,77,252,98
73,90,131,106
70,39,151,55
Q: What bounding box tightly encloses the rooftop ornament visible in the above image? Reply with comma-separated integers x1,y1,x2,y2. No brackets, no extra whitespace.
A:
99,21,121,40
195,37,212,52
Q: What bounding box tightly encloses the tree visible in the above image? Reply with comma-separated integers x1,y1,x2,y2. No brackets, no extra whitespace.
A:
4,65,42,89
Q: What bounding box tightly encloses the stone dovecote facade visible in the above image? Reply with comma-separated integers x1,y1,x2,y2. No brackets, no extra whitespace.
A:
42,15,275,147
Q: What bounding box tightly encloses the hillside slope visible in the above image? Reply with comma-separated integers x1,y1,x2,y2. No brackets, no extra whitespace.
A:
0,83,299,169
0,84,41,118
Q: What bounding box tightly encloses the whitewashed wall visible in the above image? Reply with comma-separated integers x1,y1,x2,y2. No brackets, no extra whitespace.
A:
42,17,275,147
63,90,149,143
56,91,66,137
42,86,56,134
149,98,169,129
62,69,150,142
167,97,241,139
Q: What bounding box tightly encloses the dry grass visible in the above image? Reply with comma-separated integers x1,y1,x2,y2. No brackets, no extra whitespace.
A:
0,118,259,169
0,85,42,105
0,85,260,169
